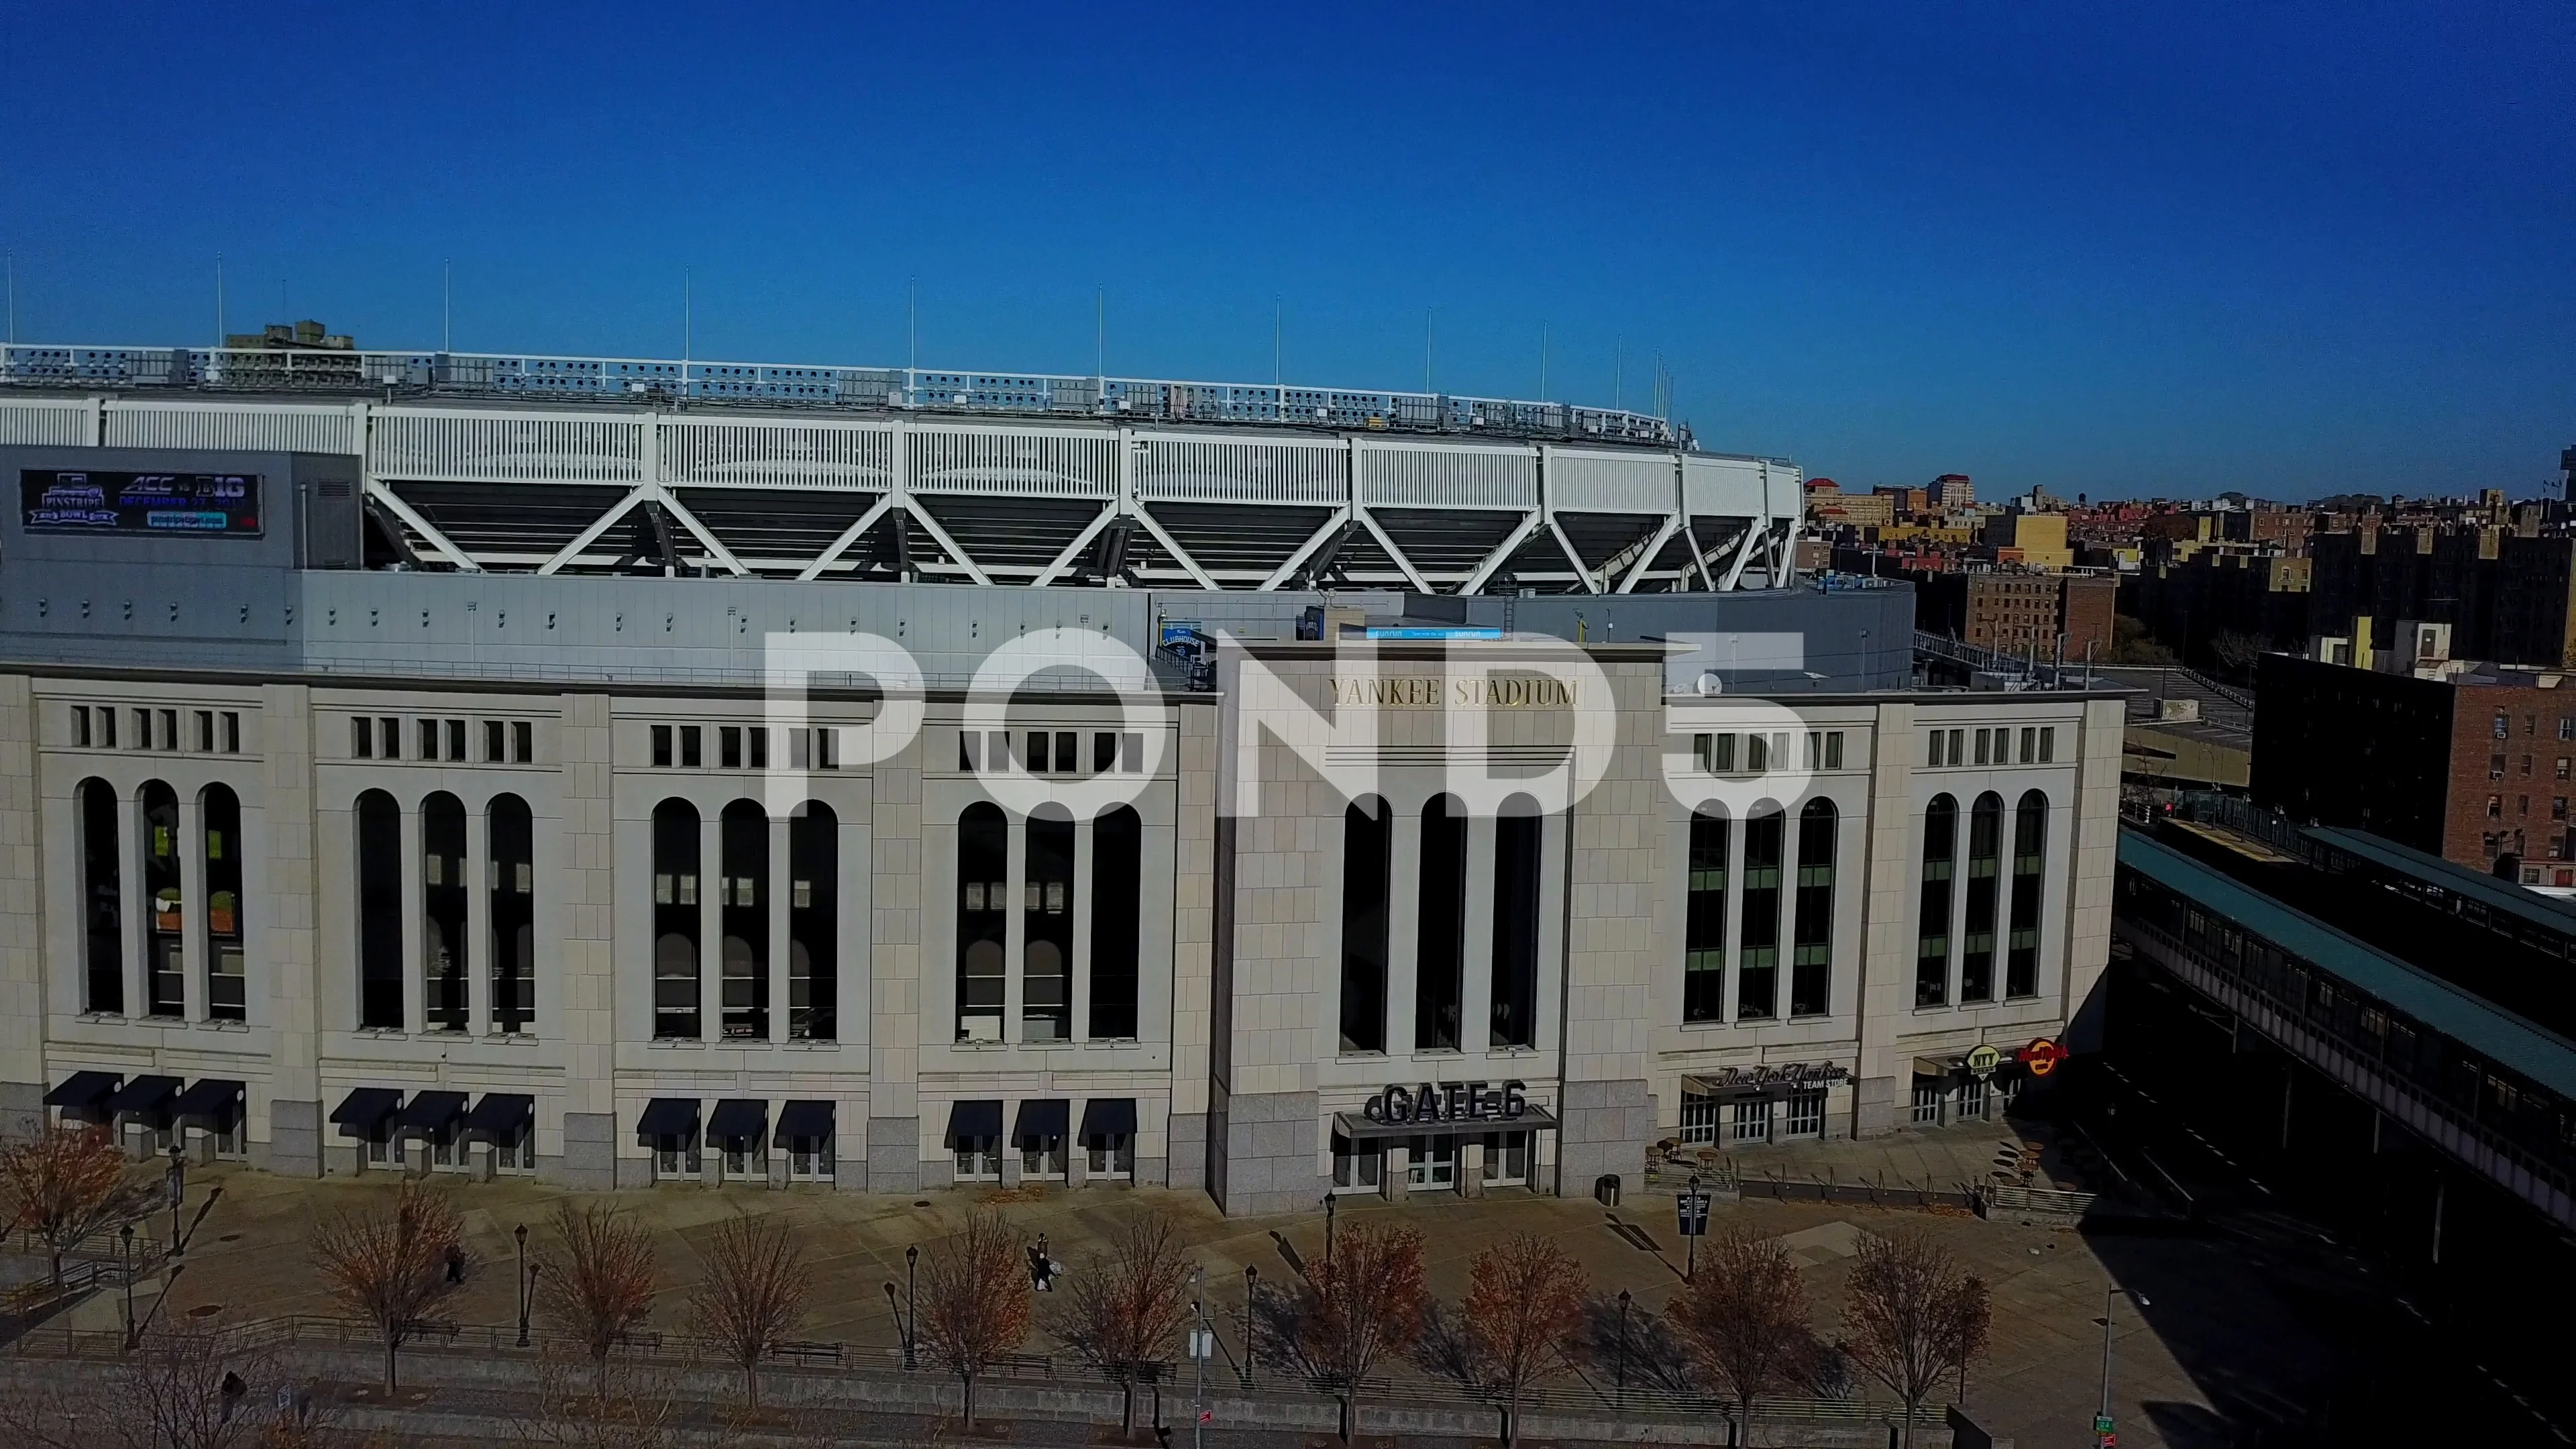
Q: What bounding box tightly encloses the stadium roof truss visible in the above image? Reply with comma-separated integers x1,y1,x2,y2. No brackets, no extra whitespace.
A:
0,392,1801,594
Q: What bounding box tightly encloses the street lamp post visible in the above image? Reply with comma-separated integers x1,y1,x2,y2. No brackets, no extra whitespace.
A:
2096,1284,2149,1446
883,1283,906,1369
166,1142,186,1256
905,1245,920,1371
1685,1172,1700,1283
1242,1265,1258,1389
1322,1193,1336,1269
514,1224,530,1347
119,1223,136,1350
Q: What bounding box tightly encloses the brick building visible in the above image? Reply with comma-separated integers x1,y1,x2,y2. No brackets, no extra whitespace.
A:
2253,652,2576,871
2308,525,2576,670
1913,572,2117,663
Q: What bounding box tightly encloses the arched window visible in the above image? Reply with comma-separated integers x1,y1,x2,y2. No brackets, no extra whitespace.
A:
957,802,1008,1041
422,792,468,1032
720,800,768,1039
789,802,837,1041
1416,795,1466,1051
202,784,246,1022
1338,798,1391,1053
76,779,122,1015
1962,793,2004,1003
1736,807,1784,1020
141,782,182,1018
356,790,403,1028
1024,806,1074,1042
2008,791,2048,998
651,799,702,1039
1791,798,1837,1016
1491,796,1542,1048
1916,796,1957,1008
1089,805,1141,1040
1683,809,1727,1023
489,794,535,1034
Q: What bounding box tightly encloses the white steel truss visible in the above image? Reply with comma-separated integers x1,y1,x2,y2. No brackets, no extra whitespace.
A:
0,393,1802,594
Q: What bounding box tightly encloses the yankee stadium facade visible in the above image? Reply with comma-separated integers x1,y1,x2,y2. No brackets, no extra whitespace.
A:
0,340,2119,1214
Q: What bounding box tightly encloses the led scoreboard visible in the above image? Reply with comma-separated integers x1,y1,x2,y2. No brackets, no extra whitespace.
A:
19,469,264,537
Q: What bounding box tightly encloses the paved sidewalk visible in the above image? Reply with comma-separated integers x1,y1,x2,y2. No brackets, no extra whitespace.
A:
12,1138,2341,1449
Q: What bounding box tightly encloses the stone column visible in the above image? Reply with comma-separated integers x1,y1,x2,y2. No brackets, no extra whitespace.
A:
699,812,722,1040
466,800,491,1037
261,684,324,1176
767,815,790,1043
400,800,426,1034
1384,805,1421,1050
0,678,44,1138
1853,700,1918,1140
176,791,204,1022
866,727,924,1194
553,695,620,1191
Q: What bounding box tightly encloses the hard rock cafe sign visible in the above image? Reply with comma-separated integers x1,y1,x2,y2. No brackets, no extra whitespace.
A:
1360,1079,1529,1126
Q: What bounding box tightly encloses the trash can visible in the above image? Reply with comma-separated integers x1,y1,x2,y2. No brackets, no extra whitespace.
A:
1594,1173,1621,1207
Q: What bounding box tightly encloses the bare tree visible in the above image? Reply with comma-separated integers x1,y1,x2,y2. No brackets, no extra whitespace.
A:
1668,1224,1815,1441
1458,1233,1588,1448
915,1207,1032,1433
685,1214,810,1411
0,1316,327,1449
539,1201,659,1397
0,1121,147,1285
1277,1220,1426,1444
1840,1229,1992,1449
1050,1209,1195,1434
2208,629,2267,681
308,1178,467,1395
506,1356,681,1449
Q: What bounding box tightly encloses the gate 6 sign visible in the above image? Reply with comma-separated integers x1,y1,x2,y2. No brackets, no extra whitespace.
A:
1360,1079,1528,1126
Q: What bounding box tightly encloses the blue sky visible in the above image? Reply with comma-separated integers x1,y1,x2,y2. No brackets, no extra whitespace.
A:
3,3,2569,500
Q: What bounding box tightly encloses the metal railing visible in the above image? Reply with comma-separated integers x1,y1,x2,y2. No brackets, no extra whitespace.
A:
0,343,1688,447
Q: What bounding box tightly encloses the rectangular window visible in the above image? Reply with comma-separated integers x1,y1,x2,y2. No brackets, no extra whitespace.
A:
485,720,506,763
1095,731,1118,773
1948,729,1965,765
513,720,533,763
1121,733,1144,773
445,718,466,761
195,710,215,753
380,717,400,760
1054,731,1076,775
749,727,767,769
1784,1090,1825,1140
813,727,835,769
1680,1085,1719,1146
1737,812,1783,1020
959,731,979,771
1927,731,1943,769
1026,731,1051,773
134,708,150,752
2489,796,2504,818
1706,733,1735,772
73,705,91,748
653,724,674,767
721,727,743,769
99,707,116,749
2526,756,2536,779
2018,727,2034,764
2038,727,2055,763
2496,710,2511,740
1974,729,1990,766
158,709,177,751
1683,813,1728,1023
221,712,239,753
1825,731,1843,769
680,726,702,769
1790,806,1835,1016
989,731,1012,771
1747,733,1770,773
2492,755,2508,781
419,718,438,760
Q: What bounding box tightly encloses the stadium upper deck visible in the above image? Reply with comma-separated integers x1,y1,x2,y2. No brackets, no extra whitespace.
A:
0,340,1801,593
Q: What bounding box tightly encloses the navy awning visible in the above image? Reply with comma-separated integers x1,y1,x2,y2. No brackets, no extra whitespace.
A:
462,1093,534,1142
106,1075,182,1118
397,1090,468,1137
776,1099,834,1148
172,1079,246,1129
1012,1098,1069,1148
1079,1097,1137,1144
44,1071,121,1110
636,1097,700,1142
329,1087,403,1139
708,1098,768,1147
945,1099,1002,1146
